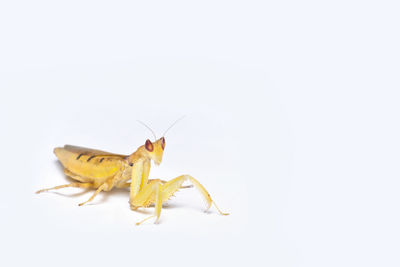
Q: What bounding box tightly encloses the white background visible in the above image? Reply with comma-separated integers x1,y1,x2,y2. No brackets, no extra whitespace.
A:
1,1,399,266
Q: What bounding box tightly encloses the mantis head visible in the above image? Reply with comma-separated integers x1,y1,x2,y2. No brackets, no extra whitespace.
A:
142,137,165,165
128,137,165,166
132,117,184,166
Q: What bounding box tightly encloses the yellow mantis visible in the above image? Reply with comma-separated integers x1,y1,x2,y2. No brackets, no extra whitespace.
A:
36,119,229,225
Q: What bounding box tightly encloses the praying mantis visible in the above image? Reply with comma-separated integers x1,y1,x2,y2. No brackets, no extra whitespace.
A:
36,119,229,225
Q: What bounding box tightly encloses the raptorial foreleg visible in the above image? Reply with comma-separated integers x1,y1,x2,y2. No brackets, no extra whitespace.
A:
162,175,229,215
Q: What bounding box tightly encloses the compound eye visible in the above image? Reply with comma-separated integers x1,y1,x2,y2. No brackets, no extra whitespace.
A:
161,137,165,150
145,139,154,152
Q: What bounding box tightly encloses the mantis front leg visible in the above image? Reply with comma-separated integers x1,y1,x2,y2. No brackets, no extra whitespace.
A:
129,159,149,206
133,175,229,225
131,180,163,225
162,175,229,216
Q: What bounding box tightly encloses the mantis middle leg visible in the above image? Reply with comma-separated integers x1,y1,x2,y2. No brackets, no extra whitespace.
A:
78,177,115,206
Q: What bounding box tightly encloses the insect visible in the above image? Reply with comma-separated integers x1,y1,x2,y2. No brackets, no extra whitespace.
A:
36,119,229,225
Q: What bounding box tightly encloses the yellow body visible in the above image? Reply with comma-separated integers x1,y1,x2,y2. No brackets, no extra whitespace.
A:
37,137,228,225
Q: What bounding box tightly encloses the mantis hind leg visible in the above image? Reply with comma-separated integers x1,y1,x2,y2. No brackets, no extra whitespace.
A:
36,169,94,194
36,182,93,194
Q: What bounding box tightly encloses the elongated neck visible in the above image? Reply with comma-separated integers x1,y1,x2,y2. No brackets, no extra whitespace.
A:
127,147,148,164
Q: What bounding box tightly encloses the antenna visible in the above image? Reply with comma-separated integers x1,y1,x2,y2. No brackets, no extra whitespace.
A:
137,120,157,141
162,115,186,137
